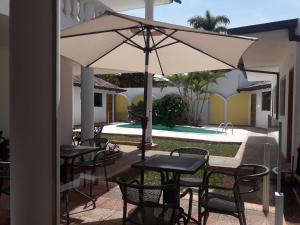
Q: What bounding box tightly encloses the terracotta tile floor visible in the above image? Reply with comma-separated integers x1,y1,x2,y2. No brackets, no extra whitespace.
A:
61,181,276,225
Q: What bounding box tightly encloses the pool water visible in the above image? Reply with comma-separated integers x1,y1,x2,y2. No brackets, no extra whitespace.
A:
117,123,223,134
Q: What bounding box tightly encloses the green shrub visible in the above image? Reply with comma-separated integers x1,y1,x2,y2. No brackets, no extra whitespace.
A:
153,94,189,127
130,101,144,122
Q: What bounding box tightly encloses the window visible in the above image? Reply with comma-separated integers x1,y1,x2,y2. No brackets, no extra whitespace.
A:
94,93,102,107
261,91,271,111
280,78,286,116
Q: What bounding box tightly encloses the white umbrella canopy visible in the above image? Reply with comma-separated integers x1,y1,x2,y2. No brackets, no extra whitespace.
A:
60,10,256,159
61,10,257,75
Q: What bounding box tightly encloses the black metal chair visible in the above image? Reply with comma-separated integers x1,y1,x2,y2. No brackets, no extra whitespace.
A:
201,164,270,225
116,177,193,225
170,147,209,224
0,161,10,199
73,137,109,196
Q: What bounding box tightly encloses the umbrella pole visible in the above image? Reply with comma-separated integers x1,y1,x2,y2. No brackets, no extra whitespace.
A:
141,27,151,161
140,27,151,184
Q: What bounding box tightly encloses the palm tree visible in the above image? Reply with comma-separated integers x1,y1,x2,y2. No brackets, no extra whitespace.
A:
188,10,230,33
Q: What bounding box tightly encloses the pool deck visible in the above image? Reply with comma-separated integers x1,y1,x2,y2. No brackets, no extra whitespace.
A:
102,123,253,143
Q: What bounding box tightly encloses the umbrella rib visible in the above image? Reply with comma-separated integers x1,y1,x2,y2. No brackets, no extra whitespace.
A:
152,27,236,69
114,30,144,51
61,26,141,39
150,31,165,75
150,30,177,51
154,41,180,51
86,27,145,67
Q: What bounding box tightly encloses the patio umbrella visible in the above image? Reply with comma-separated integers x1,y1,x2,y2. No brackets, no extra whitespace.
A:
61,10,256,160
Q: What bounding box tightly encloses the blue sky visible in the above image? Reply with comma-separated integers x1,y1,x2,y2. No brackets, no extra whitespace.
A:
124,0,300,28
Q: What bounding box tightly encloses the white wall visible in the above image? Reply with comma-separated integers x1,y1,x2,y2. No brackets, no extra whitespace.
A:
208,70,249,98
0,46,9,137
278,41,296,159
73,86,120,125
251,88,272,129
94,89,107,123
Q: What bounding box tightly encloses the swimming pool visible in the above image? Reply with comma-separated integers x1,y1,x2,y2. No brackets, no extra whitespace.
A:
117,123,223,134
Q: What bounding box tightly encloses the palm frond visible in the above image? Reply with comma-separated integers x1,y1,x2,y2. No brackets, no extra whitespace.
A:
213,26,228,34
215,15,230,25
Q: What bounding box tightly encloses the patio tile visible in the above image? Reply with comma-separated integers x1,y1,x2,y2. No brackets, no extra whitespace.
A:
101,198,124,210
95,196,110,207
70,207,115,223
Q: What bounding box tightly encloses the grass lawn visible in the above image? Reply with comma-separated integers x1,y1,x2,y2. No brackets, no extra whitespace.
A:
102,134,240,157
109,133,236,195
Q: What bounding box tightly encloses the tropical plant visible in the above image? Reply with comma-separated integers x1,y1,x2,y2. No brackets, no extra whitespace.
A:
130,101,145,122
188,10,230,33
98,74,120,86
168,71,224,125
153,94,189,127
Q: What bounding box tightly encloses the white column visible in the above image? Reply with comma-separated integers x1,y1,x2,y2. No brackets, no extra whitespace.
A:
10,0,58,224
81,67,95,141
145,0,154,143
59,56,73,144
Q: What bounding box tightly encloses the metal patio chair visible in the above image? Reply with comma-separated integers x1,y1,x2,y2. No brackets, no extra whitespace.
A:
170,147,209,224
0,161,10,199
201,164,269,225
73,137,109,196
116,176,193,225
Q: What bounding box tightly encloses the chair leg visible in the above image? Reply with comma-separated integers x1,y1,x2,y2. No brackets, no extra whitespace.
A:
89,169,95,197
238,212,246,225
242,212,247,225
65,190,70,225
122,201,127,225
103,165,109,192
198,187,202,225
83,168,86,187
203,211,209,225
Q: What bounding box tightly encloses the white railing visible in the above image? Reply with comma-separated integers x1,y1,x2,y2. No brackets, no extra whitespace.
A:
217,122,234,135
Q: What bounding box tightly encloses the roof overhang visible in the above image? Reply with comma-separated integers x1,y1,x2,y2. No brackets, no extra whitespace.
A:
237,82,271,92
229,19,299,75
99,0,179,12
229,19,300,41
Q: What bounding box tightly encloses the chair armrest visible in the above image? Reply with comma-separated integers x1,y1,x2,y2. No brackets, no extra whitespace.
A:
180,188,193,222
93,149,106,163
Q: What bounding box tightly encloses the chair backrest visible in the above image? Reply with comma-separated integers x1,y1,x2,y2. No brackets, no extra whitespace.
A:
81,137,108,150
116,177,179,208
234,164,269,196
171,147,209,165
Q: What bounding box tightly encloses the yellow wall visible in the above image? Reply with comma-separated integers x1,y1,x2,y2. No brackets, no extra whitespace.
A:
209,95,225,124
227,92,249,125
132,94,144,105
115,95,128,122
